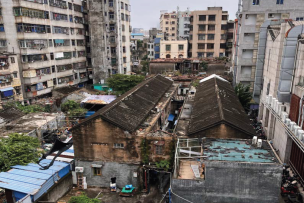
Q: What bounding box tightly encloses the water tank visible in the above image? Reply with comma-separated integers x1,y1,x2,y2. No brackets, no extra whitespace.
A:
257,139,263,148
252,136,258,145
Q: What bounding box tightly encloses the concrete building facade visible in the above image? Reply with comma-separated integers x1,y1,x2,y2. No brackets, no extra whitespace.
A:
87,0,131,83
160,40,188,59
177,8,191,40
233,0,304,102
160,11,178,41
0,0,88,102
189,7,229,58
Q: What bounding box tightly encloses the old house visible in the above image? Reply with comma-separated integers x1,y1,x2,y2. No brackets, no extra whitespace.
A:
175,75,256,138
72,75,178,188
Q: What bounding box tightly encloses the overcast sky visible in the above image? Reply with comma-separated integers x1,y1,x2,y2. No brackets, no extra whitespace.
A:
130,0,239,30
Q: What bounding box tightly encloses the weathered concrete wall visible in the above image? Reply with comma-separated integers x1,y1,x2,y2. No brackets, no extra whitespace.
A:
38,173,73,202
189,124,253,139
76,160,139,188
172,161,282,203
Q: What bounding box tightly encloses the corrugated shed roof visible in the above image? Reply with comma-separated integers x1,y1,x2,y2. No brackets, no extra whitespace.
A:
53,86,80,95
0,160,70,201
72,75,173,132
188,78,256,137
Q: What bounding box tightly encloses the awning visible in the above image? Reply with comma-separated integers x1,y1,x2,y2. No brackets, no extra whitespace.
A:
168,114,175,122
0,87,14,92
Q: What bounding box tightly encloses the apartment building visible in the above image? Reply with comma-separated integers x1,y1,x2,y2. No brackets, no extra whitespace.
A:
160,40,188,59
160,11,178,41
147,43,155,60
149,28,162,42
189,7,229,58
258,21,304,184
177,8,191,40
233,0,304,103
0,0,88,102
87,0,131,83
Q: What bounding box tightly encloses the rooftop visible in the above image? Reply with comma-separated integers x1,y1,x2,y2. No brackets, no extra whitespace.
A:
0,159,70,202
131,33,144,36
188,76,256,137
81,95,117,105
72,75,174,132
202,138,278,163
0,107,25,124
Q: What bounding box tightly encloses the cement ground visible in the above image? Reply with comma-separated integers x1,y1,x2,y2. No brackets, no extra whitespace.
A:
59,186,163,203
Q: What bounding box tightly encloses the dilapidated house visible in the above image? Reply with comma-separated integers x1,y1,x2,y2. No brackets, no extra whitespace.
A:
72,75,178,188
175,75,256,138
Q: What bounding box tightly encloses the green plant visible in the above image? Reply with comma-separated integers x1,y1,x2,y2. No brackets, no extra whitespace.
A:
141,60,149,73
0,133,41,172
234,83,252,111
68,193,100,203
155,160,170,171
200,61,208,72
61,100,87,117
3,102,47,114
192,79,200,88
107,74,145,95
141,139,150,164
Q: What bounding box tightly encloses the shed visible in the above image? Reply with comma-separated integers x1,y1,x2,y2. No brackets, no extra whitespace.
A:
0,160,70,202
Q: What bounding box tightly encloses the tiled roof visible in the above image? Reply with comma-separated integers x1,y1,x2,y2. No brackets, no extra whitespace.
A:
72,75,173,132
188,77,256,137
53,86,80,95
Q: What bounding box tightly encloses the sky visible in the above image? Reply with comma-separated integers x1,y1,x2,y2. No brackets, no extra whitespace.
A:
130,0,239,30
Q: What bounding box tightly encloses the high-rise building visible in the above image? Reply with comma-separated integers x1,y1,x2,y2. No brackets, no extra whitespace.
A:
232,0,304,102
160,11,178,41
0,0,88,103
87,0,131,84
189,7,229,58
177,8,191,40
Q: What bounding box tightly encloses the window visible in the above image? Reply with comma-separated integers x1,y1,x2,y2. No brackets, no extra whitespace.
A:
111,47,116,54
207,34,214,40
123,57,126,63
122,35,126,42
276,0,283,4
0,40,7,47
171,21,175,24
221,25,227,30
109,0,113,7
123,46,126,53
109,12,114,20
296,17,304,21
252,0,259,5
111,58,116,65
198,52,204,58
53,26,69,34
72,40,75,46
110,24,115,31
178,45,184,51
122,24,125,31
110,36,115,43
207,52,214,57
68,2,72,9
208,15,216,21
10,57,15,63
125,14,129,22
220,43,226,49
0,24,4,32
221,34,227,40
121,13,124,21
172,27,175,31
208,25,215,31
172,33,175,37
155,145,163,155
166,45,171,51
51,12,68,21
70,28,74,35
125,4,128,10
207,43,214,49
222,15,228,20
189,35,193,40
121,2,124,9
93,167,101,176
198,43,205,49
199,15,206,21
198,25,206,31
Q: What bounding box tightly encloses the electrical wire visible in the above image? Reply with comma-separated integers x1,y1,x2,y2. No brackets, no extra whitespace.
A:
159,190,169,203
170,190,194,203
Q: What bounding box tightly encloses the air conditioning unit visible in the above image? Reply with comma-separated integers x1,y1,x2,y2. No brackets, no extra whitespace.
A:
294,125,301,136
252,136,258,145
268,95,273,105
285,118,291,126
265,95,269,104
290,122,296,132
245,14,249,19
298,130,304,141
75,167,84,173
271,98,276,109
257,139,263,148
277,103,283,115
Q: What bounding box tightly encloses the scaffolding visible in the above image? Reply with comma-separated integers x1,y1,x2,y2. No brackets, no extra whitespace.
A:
173,138,206,178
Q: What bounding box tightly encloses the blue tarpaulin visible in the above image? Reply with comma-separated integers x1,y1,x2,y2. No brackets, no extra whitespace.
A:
168,114,175,122
36,83,43,91
0,87,14,97
54,39,64,43
85,111,95,118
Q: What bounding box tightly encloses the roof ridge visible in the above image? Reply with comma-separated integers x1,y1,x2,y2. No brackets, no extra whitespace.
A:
215,78,224,121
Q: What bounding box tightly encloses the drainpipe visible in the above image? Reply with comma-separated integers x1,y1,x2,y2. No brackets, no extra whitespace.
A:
298,96,303,126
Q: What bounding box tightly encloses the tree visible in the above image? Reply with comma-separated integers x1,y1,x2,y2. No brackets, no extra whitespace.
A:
3,101,49,114
107,74,145,95
0,133,40,172
61,100,87,117
234,83,252,111
200,61,208,72
141,60,149,73
69,193,100,203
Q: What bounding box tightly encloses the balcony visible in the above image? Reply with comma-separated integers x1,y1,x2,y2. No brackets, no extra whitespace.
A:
23,74,54,85
26,87,53,98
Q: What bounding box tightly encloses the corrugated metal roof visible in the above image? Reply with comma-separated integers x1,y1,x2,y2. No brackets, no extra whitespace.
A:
0,160,70,201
